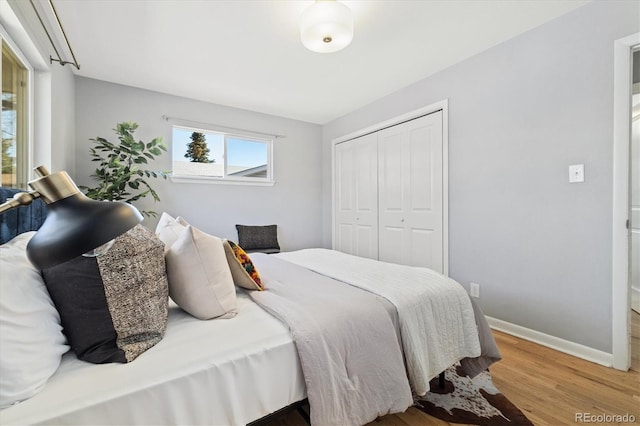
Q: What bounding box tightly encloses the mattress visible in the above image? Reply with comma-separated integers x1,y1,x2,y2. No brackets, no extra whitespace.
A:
0,291,306,426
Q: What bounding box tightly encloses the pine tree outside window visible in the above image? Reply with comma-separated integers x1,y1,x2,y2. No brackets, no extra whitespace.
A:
184,132,213,163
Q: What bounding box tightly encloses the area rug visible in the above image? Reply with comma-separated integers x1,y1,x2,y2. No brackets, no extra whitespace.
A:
414,364,533,425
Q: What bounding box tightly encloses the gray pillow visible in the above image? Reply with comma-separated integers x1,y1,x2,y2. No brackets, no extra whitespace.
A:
235,224,280,253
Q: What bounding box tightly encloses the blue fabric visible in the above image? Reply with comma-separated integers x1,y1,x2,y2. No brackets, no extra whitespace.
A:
0,187,48,245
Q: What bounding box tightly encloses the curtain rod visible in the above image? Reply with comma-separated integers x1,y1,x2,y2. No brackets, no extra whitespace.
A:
29,0,80,70
162,115,286,139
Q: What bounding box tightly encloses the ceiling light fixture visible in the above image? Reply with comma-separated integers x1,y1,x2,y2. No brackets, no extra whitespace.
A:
300,0,353,53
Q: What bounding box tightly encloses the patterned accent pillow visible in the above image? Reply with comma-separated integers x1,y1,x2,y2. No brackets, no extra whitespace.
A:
42,225,169,364
224,240,264,291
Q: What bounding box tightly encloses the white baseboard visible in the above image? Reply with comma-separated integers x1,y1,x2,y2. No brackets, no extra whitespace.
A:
486,316,613,367
632,287,640,313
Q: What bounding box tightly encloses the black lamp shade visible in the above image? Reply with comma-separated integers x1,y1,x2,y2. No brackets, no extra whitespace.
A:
26,193,143,270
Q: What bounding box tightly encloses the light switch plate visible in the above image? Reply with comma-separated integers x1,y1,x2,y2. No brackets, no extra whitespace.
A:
569,164,584,183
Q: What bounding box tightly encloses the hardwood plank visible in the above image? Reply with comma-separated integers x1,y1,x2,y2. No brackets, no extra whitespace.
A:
263,330,640,426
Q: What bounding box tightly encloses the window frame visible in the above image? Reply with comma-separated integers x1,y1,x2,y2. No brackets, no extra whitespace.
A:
170,122,275,186
0,27,33,190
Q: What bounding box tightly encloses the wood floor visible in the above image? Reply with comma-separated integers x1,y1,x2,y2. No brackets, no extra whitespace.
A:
264,330,640,426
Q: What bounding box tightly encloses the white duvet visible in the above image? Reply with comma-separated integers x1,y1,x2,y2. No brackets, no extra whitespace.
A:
276,249,481,395
0,292,305,426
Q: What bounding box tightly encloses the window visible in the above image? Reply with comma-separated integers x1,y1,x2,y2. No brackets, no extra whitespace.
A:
171,125,273,185
1,39,29,189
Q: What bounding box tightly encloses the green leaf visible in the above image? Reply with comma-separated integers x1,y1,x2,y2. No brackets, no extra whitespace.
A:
83,121,165,213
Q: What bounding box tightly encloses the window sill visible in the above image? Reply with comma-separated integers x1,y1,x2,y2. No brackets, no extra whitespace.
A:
170,174,275,187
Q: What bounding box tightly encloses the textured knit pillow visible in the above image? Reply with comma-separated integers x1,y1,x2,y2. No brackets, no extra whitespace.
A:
223,240,263,291
165,225,237,319
235,224,280,253
42,225,169,364
0,232,69,408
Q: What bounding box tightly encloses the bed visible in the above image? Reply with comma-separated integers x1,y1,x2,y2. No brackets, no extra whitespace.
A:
0,187,500,426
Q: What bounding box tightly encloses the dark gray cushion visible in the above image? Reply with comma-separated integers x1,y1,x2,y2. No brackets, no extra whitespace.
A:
42,225,169,364
235,224,280,253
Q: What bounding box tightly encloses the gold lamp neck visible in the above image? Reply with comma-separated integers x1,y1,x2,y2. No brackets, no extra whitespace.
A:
28,169,81,204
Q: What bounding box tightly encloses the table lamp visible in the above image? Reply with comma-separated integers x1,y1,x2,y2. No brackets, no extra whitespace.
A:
0,166,143,269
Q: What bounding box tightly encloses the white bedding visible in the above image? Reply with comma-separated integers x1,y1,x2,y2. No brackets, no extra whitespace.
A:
276,249,482,396
0,291,306,426
1,248,490,425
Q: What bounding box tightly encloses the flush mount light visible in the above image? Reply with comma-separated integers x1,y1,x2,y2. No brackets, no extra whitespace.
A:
300,0,353,53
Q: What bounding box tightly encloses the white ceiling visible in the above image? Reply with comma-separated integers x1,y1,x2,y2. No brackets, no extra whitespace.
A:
52,0,589,124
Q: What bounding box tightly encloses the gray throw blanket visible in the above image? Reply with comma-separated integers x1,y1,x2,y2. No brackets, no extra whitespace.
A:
248,254,413,426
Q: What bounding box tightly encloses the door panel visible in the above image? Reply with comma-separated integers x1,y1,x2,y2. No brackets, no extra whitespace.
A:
378,111,444,272
379,225,404,264
335,142,354,214
380,133,404,211
410,229,433,268
356,224,376,259
410,127,432,211
337,223,353,254
335,141,354,255
334,133,378,259
356,139,378,216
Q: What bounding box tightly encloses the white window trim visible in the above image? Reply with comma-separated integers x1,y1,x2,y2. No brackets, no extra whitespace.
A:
0,23,34,188
169,122,275,186
170,175,275,187
1,0,53,179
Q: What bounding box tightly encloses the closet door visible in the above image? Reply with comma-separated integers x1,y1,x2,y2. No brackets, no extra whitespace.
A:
378,111,443,272
334,133,378,259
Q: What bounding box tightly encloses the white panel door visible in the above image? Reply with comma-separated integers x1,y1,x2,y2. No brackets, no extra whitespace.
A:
334,133,378,259
378,111,443,272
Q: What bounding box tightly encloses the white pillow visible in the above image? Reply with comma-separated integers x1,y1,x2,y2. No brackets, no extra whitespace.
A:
165,225,237,320
155,212,188,254
0,232,69,409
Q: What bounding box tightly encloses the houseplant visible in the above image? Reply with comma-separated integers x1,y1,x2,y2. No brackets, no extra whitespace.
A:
81,122,168,218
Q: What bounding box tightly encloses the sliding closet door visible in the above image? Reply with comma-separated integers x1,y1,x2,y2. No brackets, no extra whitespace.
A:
334,133,378,259
378,111,444,272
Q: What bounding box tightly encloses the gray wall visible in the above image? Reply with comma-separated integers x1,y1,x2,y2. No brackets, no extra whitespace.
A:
74,77,323,251
322,0,640,353
48,64,76,174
